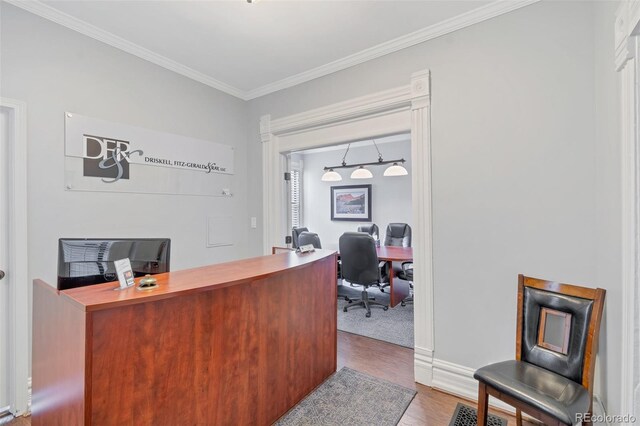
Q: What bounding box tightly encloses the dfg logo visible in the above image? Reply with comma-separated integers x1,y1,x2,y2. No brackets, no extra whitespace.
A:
83,135,143,183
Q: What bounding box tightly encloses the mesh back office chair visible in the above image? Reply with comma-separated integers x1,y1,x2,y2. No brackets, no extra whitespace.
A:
339,232,389,317
291,227,308,249
474,275,605,426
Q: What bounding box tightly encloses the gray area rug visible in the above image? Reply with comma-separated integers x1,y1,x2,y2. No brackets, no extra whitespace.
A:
449,403,508,426
337,281,414,348
275,367,416,426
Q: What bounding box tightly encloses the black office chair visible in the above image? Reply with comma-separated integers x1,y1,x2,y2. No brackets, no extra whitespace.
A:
297,232,321,249
357,224,379,240
384,223,411,247
398,265,413,307
291,227,308,249
380,223,412,292
339,232,389,317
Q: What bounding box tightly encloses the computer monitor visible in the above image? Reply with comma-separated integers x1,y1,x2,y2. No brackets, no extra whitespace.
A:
57,238,171,291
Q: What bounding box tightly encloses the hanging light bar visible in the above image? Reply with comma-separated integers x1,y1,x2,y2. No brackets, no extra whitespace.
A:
321,140,408,180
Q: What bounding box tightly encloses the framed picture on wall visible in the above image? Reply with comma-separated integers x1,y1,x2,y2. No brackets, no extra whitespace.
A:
331,184,372,221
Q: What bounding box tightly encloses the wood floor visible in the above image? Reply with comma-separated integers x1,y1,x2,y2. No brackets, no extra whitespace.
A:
8,330,534,425
336,330,535,426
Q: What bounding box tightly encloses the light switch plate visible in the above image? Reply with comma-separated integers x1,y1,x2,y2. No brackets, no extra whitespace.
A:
250,217,257,228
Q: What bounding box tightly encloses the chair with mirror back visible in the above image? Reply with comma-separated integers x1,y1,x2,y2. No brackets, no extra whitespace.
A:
474,275,605,426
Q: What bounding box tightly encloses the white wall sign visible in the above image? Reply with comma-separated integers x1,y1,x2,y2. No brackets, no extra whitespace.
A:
64,112,235,196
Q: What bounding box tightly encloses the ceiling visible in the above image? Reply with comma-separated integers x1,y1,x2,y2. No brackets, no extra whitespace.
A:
8,0,536,100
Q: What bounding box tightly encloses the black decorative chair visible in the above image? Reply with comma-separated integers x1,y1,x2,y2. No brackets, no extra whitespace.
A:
339,232,389,317
291,227,308,249
474,275,605,426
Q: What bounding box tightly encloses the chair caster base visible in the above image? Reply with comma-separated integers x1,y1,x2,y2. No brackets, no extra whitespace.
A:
383,306,389,311
365,312,371,318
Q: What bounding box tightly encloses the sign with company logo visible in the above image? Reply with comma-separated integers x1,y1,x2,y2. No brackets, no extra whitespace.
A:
64,113,234,197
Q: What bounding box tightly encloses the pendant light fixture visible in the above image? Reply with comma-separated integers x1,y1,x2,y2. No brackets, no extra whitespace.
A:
350,166,373,179
321,140,408,181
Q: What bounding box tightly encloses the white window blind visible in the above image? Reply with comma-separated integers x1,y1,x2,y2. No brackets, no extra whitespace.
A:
290,169,302,228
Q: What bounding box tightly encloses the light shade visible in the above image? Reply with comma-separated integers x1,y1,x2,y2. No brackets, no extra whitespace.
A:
321,169,342,181
383,163,408,176
350,166,373,179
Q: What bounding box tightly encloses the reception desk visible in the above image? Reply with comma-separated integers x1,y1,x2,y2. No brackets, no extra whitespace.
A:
32,250,338,425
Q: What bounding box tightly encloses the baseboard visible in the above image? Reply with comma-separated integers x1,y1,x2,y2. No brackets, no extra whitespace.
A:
430,357,606,423
414,346,434,386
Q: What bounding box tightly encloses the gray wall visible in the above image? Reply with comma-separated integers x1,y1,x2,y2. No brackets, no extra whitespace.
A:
300,140,412,249
1,4,252,285
248,0,622,413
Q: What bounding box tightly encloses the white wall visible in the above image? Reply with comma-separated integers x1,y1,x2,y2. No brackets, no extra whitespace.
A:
0,4,252,285
299,140,411,249
247,0,623,415
0,3,253,376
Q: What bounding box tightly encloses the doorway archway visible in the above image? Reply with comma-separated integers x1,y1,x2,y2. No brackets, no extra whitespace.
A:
260,70,435,384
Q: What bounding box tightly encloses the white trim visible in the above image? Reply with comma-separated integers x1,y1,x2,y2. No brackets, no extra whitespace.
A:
617,1,640,423
431,358,607,421
244,0,540,100
0,98,30,416
261,71,435,384
6,0,539,101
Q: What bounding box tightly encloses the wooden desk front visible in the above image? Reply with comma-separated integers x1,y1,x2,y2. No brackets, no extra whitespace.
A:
32,250,338,425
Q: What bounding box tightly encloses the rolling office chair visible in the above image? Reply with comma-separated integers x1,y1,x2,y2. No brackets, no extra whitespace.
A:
380,223,412,292
357,224,379,240
474,275,605,426
297,232,321,249
291,227,308,249
339,232,388,317
398,264,413,307
384,223,411,247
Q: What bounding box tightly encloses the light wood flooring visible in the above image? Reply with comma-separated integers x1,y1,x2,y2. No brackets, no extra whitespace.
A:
7,330,535,425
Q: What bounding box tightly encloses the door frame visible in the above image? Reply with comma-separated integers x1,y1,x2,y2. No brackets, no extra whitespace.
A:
616,1,640,421
0,98,29,416
260,70,435,384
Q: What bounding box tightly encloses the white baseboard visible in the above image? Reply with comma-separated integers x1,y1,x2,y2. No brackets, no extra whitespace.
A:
429,357,607,423
414,346,434,386
431,358,515,413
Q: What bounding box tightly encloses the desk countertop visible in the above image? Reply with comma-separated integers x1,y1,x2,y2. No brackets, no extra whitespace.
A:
58,249,337,312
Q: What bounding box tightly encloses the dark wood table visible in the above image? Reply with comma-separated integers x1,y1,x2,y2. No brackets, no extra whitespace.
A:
376,246,413,307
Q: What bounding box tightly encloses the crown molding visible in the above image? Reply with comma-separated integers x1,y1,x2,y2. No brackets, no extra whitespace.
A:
243,0,540,100
6,0,540,101
3,0,246,99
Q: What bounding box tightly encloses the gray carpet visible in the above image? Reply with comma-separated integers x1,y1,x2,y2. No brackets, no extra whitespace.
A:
275,367,416,426
449,403,508,426
337,281,414,348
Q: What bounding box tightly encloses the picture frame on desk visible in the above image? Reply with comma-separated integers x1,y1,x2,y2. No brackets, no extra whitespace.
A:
331,184,372,222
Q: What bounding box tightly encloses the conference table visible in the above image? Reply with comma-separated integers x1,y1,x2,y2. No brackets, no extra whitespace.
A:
375,246,413,308
272,245,413,308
